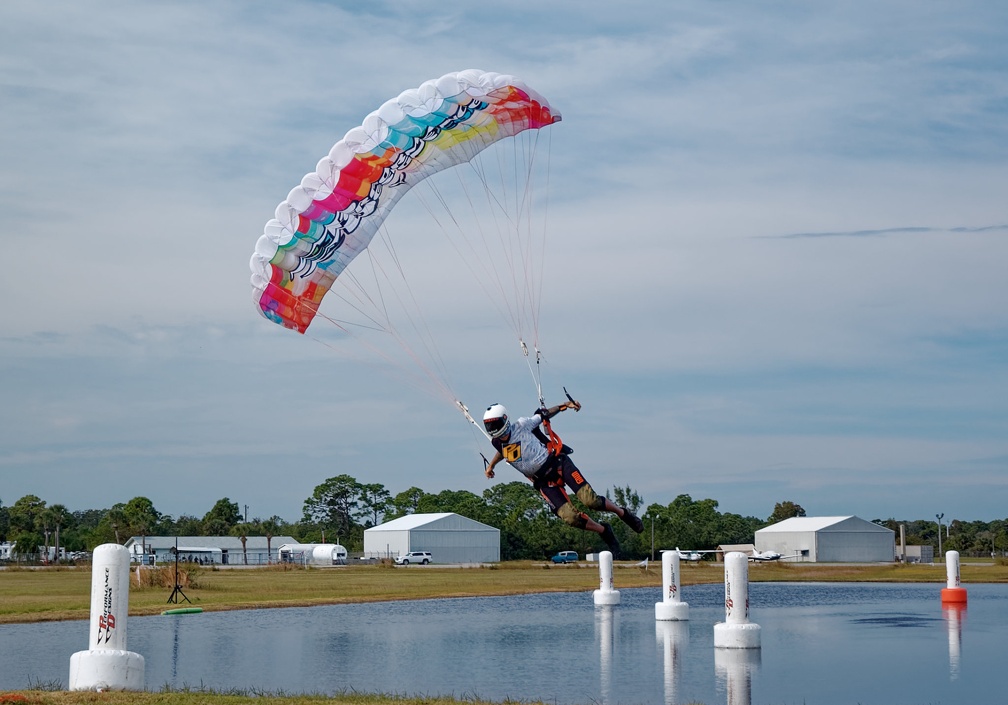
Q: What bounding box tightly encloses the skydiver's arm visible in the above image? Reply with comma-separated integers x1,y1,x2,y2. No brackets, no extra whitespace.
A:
538,399,581,422
485,451,503,479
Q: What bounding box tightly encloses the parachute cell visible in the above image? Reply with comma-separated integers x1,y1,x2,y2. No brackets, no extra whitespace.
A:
250,70,561,334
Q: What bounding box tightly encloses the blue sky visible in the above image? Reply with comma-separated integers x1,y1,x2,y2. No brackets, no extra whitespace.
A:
2,1,1007,526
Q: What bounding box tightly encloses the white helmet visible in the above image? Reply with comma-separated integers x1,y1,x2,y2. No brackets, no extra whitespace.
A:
483,403,510,439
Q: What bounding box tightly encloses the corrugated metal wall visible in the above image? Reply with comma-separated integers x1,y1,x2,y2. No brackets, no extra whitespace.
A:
755,531,817,561
817,531,894,562
363,530,411,559
363,514,501,563
408,528,500,564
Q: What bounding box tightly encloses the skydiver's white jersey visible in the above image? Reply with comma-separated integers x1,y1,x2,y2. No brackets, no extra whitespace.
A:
492,414,549,478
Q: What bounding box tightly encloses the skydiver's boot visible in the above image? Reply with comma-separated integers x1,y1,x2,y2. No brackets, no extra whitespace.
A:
600,522,621,559
620,507,644,534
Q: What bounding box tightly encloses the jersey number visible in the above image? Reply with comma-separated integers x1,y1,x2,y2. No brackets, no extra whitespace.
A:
502,442,522,463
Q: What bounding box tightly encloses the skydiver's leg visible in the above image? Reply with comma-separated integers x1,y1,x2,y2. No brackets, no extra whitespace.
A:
558,457,645,534
539,480,619,554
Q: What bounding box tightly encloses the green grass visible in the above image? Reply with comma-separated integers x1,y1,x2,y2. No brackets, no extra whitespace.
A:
0,689,599,705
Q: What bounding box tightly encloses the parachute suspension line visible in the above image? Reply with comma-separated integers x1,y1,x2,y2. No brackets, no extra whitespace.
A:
307,313,456,406
481,130,543,344
410,156,527,342
410,170,520,336
460,149,526,336
362,225,460,403
312,226,459,406
530,127,553,350
374,225,456,386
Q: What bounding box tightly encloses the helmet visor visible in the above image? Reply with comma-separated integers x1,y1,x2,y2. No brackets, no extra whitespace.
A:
484,415,509,437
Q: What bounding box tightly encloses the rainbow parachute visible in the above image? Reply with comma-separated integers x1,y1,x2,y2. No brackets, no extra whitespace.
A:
250,70,561,333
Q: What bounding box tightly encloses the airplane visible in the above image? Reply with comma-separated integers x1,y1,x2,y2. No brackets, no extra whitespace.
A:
670,547,721,563
748,549,802,562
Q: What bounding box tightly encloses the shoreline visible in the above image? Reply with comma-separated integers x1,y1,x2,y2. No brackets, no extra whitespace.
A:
2,559,1005,625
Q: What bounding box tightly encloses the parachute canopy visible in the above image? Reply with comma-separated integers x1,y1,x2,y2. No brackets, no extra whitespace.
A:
250,70,561,334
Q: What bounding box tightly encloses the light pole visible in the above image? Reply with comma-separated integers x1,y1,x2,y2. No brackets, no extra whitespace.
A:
936,513,944,560
650,515,655,561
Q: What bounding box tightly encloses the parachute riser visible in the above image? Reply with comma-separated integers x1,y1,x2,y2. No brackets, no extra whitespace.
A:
457,400,492,441
520,338,545,409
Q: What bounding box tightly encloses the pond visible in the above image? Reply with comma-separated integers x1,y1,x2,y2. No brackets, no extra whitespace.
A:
1,581,1003,704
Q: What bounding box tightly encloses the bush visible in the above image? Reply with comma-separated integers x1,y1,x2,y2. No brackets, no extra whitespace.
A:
132,565,202,589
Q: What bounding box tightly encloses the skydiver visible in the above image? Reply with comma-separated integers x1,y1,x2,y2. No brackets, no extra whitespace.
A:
482,399,644,558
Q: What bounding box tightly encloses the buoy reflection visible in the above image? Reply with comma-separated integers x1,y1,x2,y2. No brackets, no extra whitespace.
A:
715,647,760,705
595,604,617,705
943,604,966,681
656,620,689,705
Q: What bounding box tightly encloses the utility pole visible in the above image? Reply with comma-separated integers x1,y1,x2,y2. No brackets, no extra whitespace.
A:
936,513,944,560
650,515,655,561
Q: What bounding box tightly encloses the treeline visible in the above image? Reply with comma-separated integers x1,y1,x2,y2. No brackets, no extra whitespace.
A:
2,479,1006,562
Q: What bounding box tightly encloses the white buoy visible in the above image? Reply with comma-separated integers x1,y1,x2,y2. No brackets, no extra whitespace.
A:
655,549,689,621
713,552,761,649
593,550,621,605
68,544,145,691
941,550,967,604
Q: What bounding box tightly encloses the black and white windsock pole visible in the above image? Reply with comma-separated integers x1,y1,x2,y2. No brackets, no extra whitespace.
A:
68,543,145,691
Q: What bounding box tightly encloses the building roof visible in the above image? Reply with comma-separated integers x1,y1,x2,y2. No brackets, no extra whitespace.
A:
756,516,893,534
365,512,498,533
124,536,298,551
758,516,853,532
719,543,756,554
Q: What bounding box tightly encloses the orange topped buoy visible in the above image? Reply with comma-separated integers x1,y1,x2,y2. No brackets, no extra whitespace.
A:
941,550,968,604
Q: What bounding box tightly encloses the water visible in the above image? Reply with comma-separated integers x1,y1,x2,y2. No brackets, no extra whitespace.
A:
1,582,1003,704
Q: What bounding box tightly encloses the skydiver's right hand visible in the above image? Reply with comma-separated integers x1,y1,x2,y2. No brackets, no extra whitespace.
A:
485,466,495,479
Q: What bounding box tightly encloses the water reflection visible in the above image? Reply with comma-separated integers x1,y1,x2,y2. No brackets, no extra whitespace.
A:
655,620,688,705
594,605,616,704
714,648,760,705
943,604,966,681
2,583,1007,704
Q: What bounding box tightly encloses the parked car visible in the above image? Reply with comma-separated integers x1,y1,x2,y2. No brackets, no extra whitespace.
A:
551,551,578,564
394,551,432,565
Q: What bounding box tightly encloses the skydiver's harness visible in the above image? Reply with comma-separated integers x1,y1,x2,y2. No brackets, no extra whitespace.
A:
515,408,574,490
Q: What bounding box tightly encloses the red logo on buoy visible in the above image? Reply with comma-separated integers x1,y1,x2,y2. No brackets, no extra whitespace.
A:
97,567,116,645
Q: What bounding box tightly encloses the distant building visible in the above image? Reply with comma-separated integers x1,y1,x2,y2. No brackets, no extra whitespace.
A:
0,542,14,560
896,544,934,564
755,516,895,563
364,512,500,564
123,535,298,565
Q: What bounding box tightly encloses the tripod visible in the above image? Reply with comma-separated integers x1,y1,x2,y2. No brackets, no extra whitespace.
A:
167,537,191,605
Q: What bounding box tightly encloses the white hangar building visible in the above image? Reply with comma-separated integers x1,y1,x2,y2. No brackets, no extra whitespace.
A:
364,512,500,564
755,516,895,563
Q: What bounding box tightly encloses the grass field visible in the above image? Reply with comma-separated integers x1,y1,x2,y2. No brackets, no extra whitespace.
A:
1,558,1005,625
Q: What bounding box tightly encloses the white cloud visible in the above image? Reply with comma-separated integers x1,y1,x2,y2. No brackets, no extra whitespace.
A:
1,0,1007,522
